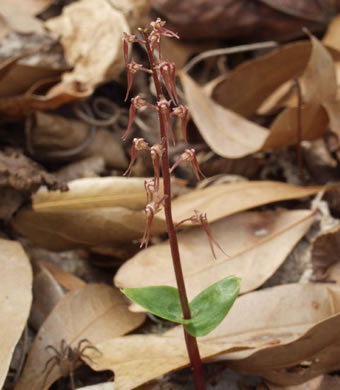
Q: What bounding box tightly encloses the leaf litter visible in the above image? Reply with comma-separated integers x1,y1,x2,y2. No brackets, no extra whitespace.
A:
3,2,340,390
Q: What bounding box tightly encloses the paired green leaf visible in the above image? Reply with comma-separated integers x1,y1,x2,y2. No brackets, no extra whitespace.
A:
184,276,240,337
121,285,191,324
122,276,240,337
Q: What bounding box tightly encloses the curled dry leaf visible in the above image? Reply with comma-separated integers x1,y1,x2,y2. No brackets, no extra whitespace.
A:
0,239,32,389
45,0,130,91
85,283,340,389
115,209,315,301
15,284,145,390
0,149,66,220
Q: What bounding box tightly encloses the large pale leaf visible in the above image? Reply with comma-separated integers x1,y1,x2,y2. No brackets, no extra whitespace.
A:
0,239,32,389
32,177,149,211
169,181,321,224
115,209,315,300
15,284,145,390
85,284,340,389
84,335,247,390
12,207,166,251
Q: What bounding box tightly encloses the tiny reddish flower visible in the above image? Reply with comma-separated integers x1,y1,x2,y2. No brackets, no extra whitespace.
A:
176,210,227,259
124,61,152,102
123,138,149,176
122,33,138,66
148,30,161,54
144,178,157,203
170,148,205,181
158,99,176,145
150,142,165,192
150,18,179,39
159,61,178,105
172,105,189,144
122,95,147,140
140,196,165,248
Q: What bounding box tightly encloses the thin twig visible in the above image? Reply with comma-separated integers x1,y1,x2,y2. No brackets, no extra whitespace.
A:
183,41,279,73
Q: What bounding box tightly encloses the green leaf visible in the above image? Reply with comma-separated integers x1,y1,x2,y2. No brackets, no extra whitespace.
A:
121,286,192,324
184,276,240,337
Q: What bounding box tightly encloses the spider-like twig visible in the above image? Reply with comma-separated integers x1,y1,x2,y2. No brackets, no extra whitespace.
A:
41,338,100,390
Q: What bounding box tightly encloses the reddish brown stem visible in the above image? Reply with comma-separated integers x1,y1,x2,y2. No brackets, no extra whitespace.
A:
294,79,304,183
143,30,206,390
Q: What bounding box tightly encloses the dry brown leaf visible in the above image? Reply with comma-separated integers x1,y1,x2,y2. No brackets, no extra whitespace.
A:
15,284,145,390
311,224,340,280
180,71,268,158
12,206,166,251
86,283,340,389
45,0,130,90
210,41,311,117
29,261,65,330
180,72,328,158
169,181,322,225
115,209,315,301
38,260,86,291
86,334,246,390
186,34,340,158
32,177,148,211
262,104,328,149
28,111,128,169
0,239,32,389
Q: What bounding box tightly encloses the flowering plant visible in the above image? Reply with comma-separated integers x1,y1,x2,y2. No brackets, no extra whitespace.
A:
121,19,240,390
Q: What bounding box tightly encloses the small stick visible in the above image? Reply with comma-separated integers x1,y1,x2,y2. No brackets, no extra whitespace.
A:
183,41,278,73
